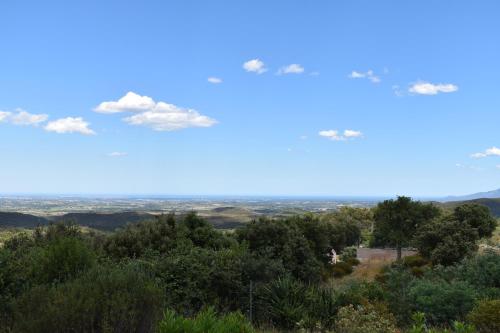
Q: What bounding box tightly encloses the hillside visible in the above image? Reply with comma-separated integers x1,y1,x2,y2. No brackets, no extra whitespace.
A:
441,198,500,217
51,212,155,231
0,212,48,228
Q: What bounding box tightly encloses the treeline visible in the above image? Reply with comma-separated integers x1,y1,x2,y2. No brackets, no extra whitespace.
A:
0,198,498,332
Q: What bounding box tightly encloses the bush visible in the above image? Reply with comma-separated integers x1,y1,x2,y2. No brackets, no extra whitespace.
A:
36,237,96,284
408,279,477,325
341,246,358,261
409,312,476,333
154,246,247,315
331,262,354,278
11,262,164,333
404,255,429,268
467,299,500,333
345,257,360,266
158,307,255,333
335,303,398,333
259,277,307,330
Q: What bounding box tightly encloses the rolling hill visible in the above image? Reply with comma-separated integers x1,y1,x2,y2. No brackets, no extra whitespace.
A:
440,198,500,217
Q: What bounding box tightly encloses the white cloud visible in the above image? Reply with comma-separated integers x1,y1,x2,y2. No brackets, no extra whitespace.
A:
277,64,305,75
348,70,380,83
243,59,267,74
94,92,217,132
300,135,308,140
471,147,500,158
319,129,363,141
0,111,10,122
496,165,500,169
207,77,222,84
45,117,96,135
108,152,128,157
408,81,458,95
0,109,48,126
319,130,343,141
9,109,48,126
343,129,363,138
123,103,217,131
94,91,155,114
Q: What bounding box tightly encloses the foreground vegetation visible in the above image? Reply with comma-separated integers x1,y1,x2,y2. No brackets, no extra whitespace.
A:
0,197,498,332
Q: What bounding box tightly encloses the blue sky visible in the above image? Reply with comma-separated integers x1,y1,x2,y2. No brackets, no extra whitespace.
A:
1,0,499,197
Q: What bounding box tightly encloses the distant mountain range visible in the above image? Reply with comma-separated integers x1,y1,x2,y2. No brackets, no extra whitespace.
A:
441,188,500,202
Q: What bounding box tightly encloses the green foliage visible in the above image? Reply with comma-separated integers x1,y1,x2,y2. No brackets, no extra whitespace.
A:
260,277,308,330
404,255,429,268
409,312,476,333
154,245,248,315
453,204,497,239
11,262,164,333
35,236,96,284
373,196,440,259
158,307,255,333
345,257,360,266
237,217,322,283
408,279,477,325
414,204,497,266
334,303,398,333
105,212,234,259
467,299,500,333
0,210,497,332
414,216,479,266
341,246,358,260
331,261,354,278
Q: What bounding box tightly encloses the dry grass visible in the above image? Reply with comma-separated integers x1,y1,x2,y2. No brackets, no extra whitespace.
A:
340,258,393,283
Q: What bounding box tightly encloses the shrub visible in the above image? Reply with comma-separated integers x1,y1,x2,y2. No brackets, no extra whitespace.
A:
331,262,353,278
467,299,500,333
259,277,308,330
36,237,95,284
411,266,427,278
409,312,476,333
12,262,164,333
158,307,255,333
404,255,429,268
408,279,477,325
346,257,360,266
341,246,358,261
334,303,398,333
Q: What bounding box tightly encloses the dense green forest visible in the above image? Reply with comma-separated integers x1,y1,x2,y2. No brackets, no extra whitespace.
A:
0,197,499,332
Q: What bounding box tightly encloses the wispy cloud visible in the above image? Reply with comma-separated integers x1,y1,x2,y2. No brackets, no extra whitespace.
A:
409,81,458,95
471,147,500,158
45,117,96,135
0,108,48,126
455,163,483,171
207,77,222,84
277,64,304,75
94,92,217,132
243,59,267,74
107,152,128,157
348,70,380,83
319,129,363,141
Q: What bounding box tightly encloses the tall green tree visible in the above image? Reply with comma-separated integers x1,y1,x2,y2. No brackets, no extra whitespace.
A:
373,196,440,260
